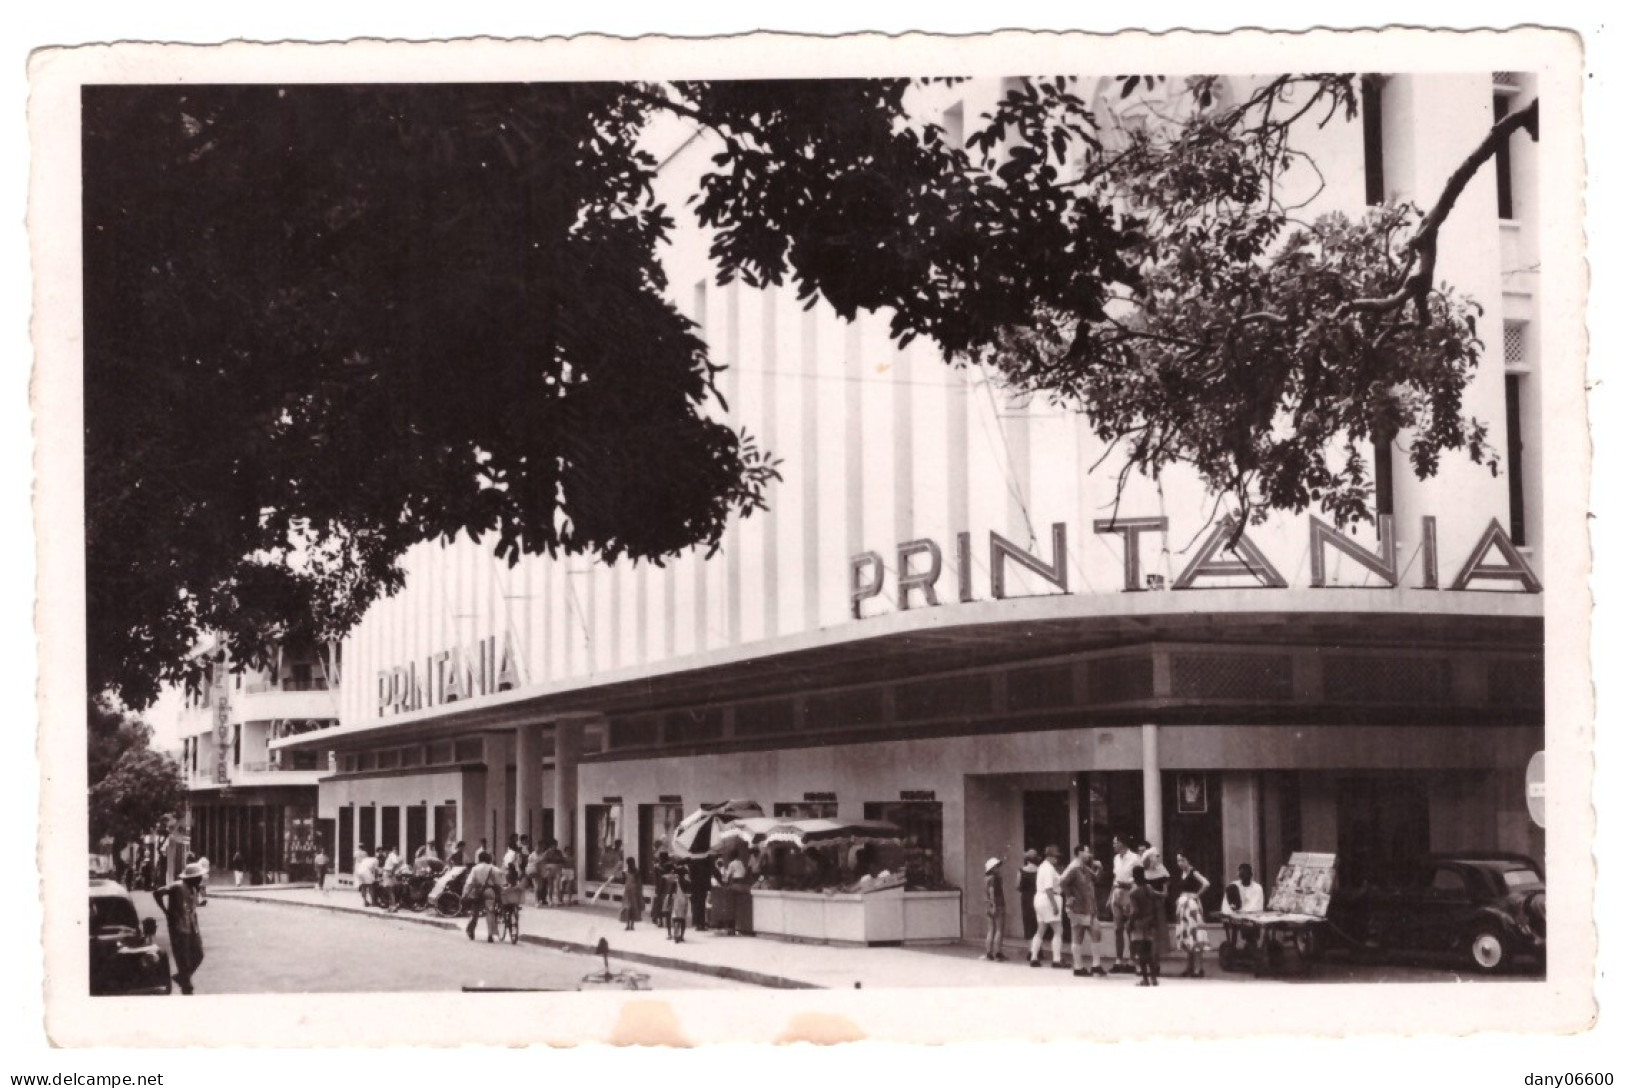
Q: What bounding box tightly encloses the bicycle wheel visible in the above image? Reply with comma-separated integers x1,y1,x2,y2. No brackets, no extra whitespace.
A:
505,907,520,944
435,891,464,918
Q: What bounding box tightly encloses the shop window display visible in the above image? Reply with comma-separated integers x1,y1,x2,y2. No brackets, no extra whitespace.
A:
638,802,684,879
863,801,946,888
585,803,624,884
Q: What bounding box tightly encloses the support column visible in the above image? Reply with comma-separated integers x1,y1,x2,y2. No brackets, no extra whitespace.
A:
553,721,582,856
514,721,548,845
1142,724,1164,850
482,732,515,853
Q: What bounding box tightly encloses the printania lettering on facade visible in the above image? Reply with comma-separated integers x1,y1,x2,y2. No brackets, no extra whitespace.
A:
376,633,523,718
850,513,1542,620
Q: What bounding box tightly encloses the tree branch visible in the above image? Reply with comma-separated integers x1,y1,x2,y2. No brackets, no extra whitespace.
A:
1347,98,1538,322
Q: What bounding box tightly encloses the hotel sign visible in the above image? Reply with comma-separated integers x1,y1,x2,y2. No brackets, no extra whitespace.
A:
851,514,1541,619
377,633,523,718
214,695,230,784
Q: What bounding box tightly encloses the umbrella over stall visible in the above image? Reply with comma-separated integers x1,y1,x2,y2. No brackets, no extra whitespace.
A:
670,800,764,858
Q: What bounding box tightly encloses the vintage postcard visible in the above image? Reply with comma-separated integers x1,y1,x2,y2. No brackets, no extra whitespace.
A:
30,28,1593,1046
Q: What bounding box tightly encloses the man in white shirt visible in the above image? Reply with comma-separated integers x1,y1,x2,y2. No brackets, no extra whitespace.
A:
1222,862,1267,953
1108,834,1142,973
1029,845,1066,969
354,850,378,907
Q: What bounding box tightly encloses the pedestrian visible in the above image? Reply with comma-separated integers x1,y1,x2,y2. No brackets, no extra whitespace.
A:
1061,844,1106,977
667,865,691,943
540,839,564,905
448,840,468,868
619,856,643,931
982,857,1007,961
1128,864,1160,986
355,847,377,907
1107,834,1142,973
1029,845,1066,969
195,854,210,905
314,846,330,894
463,850,502,942
1173,851,1211,978
153,862,206,995
687,854,712,931
712,846,747,936
379,847,399,912
502,835,520,881
1141,845,1172,965
650,852,671,929
559,846,578,904
230,849,245,888
1017,849,1040,942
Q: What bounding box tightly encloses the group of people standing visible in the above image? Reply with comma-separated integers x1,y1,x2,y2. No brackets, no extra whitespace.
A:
986,835,1216,986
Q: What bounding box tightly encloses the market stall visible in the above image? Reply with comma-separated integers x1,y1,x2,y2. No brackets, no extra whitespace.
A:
706,816,962,946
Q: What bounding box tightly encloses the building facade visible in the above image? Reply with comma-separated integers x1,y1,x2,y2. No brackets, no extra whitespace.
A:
172,639,341,881
278,73,1545,936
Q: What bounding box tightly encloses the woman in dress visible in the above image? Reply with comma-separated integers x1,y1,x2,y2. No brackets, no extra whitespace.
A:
1173,851,1211,977
619,856,643,931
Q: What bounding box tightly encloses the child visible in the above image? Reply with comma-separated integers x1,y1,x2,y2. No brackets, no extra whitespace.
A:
668,866,692,944
1128,864,1160,987
619,857,642,931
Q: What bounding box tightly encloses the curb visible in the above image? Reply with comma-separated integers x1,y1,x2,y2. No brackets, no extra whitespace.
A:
209,890,818,990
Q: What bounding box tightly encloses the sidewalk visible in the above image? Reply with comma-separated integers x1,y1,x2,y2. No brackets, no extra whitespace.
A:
207,884,1212,990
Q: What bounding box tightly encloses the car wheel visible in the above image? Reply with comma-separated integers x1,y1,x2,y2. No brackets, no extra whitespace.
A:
1468,926,1509,973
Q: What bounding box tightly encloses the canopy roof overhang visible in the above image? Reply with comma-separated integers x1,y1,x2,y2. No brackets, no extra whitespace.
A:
274,586,1542,754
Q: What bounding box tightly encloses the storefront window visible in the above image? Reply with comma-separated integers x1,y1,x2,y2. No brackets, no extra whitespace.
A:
286,808,316,881
863,801,946,888
584,803,624,884
637,803,684,879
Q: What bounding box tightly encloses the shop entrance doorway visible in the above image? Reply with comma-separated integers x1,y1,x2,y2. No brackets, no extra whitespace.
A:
405,805,428,860
1336,776,1430,891
338,807,353,873
1022,790,1071,857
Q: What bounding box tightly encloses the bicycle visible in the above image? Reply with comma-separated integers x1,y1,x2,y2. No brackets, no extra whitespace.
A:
498,885,523,944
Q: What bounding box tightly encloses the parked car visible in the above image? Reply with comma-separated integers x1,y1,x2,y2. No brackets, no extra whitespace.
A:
89,879,172,995
1326,852,1546,973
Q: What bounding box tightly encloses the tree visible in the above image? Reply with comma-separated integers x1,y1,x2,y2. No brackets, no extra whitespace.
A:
83,76,1534,706
87,698,184,850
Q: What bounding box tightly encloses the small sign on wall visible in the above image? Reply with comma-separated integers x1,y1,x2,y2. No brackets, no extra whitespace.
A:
900,790,936,802
1176,773,1208,815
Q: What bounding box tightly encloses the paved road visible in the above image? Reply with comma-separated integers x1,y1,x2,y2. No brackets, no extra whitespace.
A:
155,897,745,994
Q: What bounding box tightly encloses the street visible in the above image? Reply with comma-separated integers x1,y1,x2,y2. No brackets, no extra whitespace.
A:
150,897,745,994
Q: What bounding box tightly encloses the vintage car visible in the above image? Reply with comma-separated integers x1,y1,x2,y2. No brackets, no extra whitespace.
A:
1326,852,1546,973
89,879,172,995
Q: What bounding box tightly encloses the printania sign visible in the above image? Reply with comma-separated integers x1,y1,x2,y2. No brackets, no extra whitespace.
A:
849,514,1541,620
377,633,523,718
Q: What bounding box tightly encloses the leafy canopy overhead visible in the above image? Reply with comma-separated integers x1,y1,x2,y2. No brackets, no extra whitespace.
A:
83,76,1536,707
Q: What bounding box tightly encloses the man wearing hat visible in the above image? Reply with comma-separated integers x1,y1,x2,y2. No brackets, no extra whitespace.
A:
1029,845,1066,968
153,862,206,994
983,857,1007,961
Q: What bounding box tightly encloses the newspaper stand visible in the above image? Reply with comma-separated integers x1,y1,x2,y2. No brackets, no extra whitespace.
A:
1218,852,1336,978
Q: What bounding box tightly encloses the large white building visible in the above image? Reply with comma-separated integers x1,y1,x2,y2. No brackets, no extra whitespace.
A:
276,73,1545,940
170,638,341,881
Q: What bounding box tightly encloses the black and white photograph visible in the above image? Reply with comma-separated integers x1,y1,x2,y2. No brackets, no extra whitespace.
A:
27,27,1595,1051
